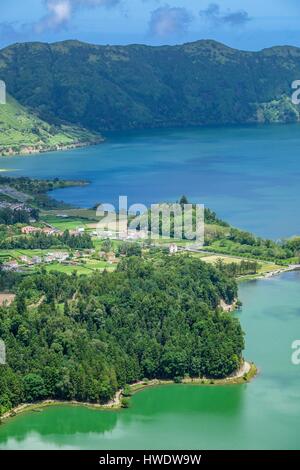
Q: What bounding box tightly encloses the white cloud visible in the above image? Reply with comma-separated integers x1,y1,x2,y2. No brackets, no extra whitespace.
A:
35,1,71,33
149,5,193,38
35,0,121,33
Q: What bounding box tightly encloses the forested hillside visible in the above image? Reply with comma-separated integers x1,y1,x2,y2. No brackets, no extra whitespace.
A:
0,40,300,132
0,256,243,415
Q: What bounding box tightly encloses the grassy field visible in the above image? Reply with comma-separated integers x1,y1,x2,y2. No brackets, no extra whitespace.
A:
44,261,115,275
201,254,250,264
92,238,124,250
0,247,116,274
0,95,101,156
42,210,101,233
42,209,98,219
43,217,92,232
0,249,70,260
194,252,282,276
44,263,91,275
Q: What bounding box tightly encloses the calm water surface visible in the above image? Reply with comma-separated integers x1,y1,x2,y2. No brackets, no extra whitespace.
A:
0,272,300,450
1,125,300,238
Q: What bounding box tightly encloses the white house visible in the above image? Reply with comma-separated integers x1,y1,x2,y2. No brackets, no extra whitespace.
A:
169,243,178,254
0,80,6,105
46,252,69,262
2,260,19,271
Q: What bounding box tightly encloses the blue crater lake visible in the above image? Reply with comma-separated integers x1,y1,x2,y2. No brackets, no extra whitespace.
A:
1,124,300,239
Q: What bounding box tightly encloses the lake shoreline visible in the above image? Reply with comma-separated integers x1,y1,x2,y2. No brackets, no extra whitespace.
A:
0,138,104,158
0,362,256,423
238,264,300,283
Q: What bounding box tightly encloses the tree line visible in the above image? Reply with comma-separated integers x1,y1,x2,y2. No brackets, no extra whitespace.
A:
0,230,93,250
0,256,244,415
0,207,39,225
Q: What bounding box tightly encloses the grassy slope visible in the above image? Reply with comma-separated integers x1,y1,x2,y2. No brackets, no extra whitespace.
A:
0,95,102,156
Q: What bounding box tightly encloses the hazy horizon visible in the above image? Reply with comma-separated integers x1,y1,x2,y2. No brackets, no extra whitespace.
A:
2,1,300,51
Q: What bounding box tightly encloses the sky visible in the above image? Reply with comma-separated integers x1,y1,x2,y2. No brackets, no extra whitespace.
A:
1,0,300,51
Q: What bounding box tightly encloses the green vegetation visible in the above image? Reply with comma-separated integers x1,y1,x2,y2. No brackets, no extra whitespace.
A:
127,363,258,394
116,242,142,257
0,95,102,156
141,199,300,265
0,231,93,250
1,40,300,132
0,179,298,274
121,398,130,409
208,258,260,277
257,96,299,123
0,256,244,415
0,207,38,225
0,180,296,418
0,175,87,196
205,227,300,264
44,262,112,276
0,174,90,211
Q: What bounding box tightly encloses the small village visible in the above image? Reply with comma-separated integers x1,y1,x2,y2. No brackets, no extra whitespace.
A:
0,214,182,274
0,208,284,280
0,180,289,281
0,201,33,213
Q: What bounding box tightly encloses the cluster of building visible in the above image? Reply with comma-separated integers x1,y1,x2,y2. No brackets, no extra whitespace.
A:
21,225,86,237
1,260,21,272
98,251,118,264
1,251,70,271
1,247,98,272
92,229,148,241
21,252,70,265
69,227,85,236
0,201,33,212
21,226,62,236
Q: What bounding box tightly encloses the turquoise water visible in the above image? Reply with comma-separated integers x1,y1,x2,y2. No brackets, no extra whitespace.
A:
0,272,300,449
1,125,300,449
1,124,300,238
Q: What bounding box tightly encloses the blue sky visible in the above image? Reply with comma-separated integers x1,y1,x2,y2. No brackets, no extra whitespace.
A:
1,0,300,50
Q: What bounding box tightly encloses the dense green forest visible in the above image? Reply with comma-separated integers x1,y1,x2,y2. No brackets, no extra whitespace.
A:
0,230,93,250
205,227,300,263
1,40,300,132
0,256,243,415
0,175,87,210
0,207,38,225
0,175,87,195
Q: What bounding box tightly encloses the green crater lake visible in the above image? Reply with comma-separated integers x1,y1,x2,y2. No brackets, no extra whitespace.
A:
1,272,300,450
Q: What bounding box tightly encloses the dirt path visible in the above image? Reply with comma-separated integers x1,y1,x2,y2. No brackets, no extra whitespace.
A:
28,295,45,309
232,361,251,379
102,389,123,408
0,293,15,306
